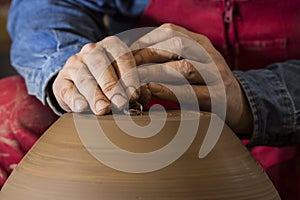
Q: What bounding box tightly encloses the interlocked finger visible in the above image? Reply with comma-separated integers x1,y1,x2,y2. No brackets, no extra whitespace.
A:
82,44,128,111
101,36,140,103
134,36,212,65
138,59,218,85
147,82,212,111
71,61,111,115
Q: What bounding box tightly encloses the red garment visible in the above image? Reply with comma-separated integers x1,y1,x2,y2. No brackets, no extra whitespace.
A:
138,0,300,70
0,76,58,187
138,0,300,199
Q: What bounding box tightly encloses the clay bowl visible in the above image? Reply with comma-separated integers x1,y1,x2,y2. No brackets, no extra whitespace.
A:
0,110,280,199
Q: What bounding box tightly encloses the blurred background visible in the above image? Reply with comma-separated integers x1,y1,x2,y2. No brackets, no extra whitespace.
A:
0,0,17,78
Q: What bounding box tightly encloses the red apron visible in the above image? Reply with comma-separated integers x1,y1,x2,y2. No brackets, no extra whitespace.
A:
138,0,300,199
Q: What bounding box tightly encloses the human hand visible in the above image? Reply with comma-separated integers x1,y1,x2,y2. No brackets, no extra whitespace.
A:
131,23,253,133
53,36,140,115
0,76,58,188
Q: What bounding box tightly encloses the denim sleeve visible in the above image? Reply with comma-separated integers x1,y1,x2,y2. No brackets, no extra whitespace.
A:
233,60,300,147
7,0,148,105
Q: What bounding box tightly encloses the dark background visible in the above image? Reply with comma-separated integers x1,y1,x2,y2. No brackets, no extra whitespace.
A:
0,1,17,78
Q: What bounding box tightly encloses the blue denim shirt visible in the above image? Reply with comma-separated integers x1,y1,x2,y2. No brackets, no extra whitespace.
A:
7,0,149,104
234,61,300,147
7,0,300,146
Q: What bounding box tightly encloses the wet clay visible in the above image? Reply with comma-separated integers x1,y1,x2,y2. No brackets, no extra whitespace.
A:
0,110,280,199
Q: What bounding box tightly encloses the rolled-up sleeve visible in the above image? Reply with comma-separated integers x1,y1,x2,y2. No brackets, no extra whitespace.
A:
234,60,300,147
7,0,149,105
7,0,111,104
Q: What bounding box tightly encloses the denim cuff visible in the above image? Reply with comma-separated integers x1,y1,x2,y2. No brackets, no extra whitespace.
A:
233,68,297,147
24,43,84,105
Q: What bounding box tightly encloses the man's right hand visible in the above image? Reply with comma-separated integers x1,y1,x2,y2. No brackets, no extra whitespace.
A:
52,36,140,115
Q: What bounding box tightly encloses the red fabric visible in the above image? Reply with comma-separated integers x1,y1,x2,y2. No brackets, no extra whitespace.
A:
243,141,300,200
138,0,300,70
144,96,179,110
0,76,58,188
138,1,300,199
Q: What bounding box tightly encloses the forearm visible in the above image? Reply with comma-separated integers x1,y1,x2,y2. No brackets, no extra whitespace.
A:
234,60,300,147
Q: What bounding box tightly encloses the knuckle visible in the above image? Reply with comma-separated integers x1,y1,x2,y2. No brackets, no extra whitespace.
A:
102,35,121,45
81,43,96,53
161,23,176,30
182,60,194,74
65,54,80,66
160,23,177,36
63,67,77,77
180,60,195,79
101,80,119,97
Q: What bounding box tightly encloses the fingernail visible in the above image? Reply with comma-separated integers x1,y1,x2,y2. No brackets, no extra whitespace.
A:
111,94,127,110
74,100,87,112
95,100,111,114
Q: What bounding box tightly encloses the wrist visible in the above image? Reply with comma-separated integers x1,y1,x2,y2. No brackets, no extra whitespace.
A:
236,90,253,133
230,82,253,134
222,72,253,134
